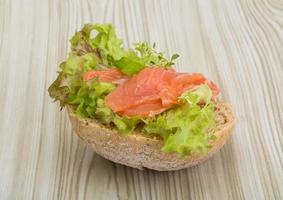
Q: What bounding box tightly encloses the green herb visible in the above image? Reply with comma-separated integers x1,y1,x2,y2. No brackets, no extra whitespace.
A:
115,43,179,75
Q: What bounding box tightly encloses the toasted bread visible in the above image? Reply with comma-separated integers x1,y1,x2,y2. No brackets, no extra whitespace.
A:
67,101,235,171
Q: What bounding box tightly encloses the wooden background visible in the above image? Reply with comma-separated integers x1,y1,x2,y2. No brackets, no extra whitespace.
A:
0,0,282,199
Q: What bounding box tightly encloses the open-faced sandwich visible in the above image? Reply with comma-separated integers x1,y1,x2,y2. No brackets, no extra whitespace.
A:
48,23,235,171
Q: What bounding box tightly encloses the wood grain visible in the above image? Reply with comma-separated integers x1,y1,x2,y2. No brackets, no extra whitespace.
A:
0,0,282,199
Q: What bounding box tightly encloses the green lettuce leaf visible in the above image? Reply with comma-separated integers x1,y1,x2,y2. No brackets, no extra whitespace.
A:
70,24,96,55
144,85,216,156
67,79,116,118
48,53,97,107
68,82,141,133
162,103,216,156
114,49,145,75
70,23,125,66
143,114,171,140
91,24,125,61
113,116,141,133
95,97,141,133
48,71,69,107
62,53,97,75
180,84,212,105
95,98,114,124
69,23,179,75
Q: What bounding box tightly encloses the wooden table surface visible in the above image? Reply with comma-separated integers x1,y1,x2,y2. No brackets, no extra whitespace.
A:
0,0,282,199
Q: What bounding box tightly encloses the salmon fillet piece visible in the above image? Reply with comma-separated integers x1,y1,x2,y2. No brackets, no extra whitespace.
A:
83,68,128,84
105,67,219,117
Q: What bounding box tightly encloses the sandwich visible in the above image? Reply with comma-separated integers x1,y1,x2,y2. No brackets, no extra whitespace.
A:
48,23,236,171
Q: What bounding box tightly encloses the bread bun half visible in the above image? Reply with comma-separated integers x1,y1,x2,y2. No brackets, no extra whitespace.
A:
67,102,235,171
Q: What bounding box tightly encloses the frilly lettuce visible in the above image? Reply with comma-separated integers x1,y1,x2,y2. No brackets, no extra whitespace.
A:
95,98,141,133
144,85,216,156
69,23,178,75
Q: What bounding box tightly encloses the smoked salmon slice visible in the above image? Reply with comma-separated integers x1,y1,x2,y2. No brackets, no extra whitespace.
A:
83,68,128,84
105,67,219,117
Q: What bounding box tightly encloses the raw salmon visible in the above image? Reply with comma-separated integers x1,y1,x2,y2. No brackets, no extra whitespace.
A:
83,68,128,84
105,67,219,117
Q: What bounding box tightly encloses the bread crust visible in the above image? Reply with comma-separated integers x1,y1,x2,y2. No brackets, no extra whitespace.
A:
67,102,235,171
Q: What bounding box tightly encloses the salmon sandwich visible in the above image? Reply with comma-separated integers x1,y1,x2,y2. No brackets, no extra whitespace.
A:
48,23,235,171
